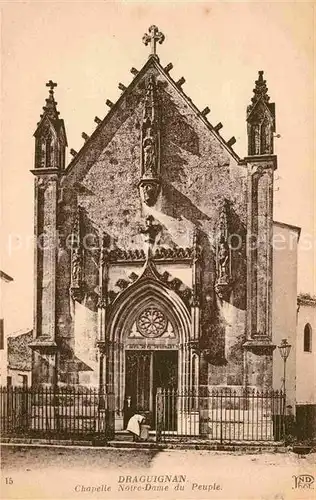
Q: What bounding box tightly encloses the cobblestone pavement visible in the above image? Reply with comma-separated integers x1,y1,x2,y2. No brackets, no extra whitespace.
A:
1,444,315,499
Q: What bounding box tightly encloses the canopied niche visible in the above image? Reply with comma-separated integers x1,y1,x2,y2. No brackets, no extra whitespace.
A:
138,75,161,206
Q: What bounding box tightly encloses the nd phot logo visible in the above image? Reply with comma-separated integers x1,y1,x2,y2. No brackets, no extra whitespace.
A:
292,474,314,489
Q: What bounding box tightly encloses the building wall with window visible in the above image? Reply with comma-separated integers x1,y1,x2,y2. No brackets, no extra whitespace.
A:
296,294,316,439
296,295,316,404
7,330,32,387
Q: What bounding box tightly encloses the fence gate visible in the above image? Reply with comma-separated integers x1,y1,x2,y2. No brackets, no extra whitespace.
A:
156,388,285,443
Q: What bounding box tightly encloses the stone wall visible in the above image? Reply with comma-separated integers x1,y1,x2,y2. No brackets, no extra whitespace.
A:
53,63,248,387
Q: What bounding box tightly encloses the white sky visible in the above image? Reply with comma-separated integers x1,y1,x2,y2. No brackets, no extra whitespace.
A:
1,2,315,335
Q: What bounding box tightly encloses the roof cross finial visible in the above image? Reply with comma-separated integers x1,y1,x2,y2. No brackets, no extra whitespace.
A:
46,80,57,93
41,80,59,119
142,25,165,58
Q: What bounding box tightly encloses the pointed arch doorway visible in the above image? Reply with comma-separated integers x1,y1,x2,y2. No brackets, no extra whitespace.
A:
105,275,192,431
120,302,180,430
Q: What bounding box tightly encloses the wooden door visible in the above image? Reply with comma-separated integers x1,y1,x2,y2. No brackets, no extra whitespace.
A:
124,351,152,427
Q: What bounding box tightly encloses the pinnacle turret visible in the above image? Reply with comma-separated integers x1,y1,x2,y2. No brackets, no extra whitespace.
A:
246,71,275,156
33,80,67,171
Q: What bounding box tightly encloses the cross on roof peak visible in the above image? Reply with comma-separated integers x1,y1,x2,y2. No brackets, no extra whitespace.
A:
142,25,165,59
46,80,57,92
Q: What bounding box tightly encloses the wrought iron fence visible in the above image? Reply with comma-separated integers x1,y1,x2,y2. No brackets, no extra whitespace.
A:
156,388,285,443
0,386,112,440
1,386,285,443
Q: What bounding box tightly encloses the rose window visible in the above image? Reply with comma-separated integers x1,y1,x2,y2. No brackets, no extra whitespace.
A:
137,307,167,338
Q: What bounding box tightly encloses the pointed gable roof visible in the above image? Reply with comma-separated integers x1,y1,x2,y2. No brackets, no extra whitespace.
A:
63,54,242,183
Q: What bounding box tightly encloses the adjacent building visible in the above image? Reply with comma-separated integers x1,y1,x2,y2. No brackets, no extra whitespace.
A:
0,270,14,385
296,293,316,438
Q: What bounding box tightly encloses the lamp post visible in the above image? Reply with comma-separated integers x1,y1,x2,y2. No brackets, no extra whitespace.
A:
278,338,292,439
278,338,292,393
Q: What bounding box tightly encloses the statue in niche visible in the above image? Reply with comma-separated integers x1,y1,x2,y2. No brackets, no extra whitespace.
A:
215,200,233,300
72,247,81,285
138,74,160,206
218,239,230,282
143,135,156,177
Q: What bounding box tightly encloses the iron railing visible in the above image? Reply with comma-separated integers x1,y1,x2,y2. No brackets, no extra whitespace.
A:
0,386,285,443
156,388,285,443
0,386,112,440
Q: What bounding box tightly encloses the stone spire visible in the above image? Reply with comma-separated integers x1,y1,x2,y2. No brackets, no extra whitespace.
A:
247,71,275,156
248,71,270,110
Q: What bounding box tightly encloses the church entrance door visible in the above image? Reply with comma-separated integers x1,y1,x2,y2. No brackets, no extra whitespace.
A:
124,350,178,430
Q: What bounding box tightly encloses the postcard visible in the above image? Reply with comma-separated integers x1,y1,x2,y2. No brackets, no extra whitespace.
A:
1,2,315,499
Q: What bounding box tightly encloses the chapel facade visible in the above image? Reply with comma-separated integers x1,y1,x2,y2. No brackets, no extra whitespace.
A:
30,26,277,431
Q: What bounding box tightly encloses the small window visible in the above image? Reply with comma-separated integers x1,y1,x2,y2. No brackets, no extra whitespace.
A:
303,323,312,352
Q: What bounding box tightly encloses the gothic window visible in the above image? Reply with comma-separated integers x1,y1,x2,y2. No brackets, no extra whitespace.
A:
136,307,167,338
303,323,312,352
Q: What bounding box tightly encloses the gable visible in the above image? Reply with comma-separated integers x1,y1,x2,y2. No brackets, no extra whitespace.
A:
62,57,241,185
60,58,247,250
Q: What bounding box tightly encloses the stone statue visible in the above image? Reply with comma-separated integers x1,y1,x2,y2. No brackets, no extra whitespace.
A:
72,247,81,285
139,215,161,258
218,240,229,281
143,136,156,177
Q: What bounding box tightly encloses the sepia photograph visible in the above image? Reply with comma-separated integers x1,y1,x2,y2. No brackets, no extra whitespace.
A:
0,2,315,499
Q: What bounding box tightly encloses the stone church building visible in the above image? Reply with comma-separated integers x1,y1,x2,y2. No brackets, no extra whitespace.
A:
29,26,299,433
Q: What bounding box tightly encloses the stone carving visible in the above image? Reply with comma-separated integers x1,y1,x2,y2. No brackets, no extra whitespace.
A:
139,215,161,258
139,180,161,206
139,75,161,206
218,240,230,281
116,279,129,291
137,307,167,338
142,25,165,58
70,207,84,302
143,136,156,177
107,246,193,262
215,200,232,300
107,264,191,310
72,248,81,284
